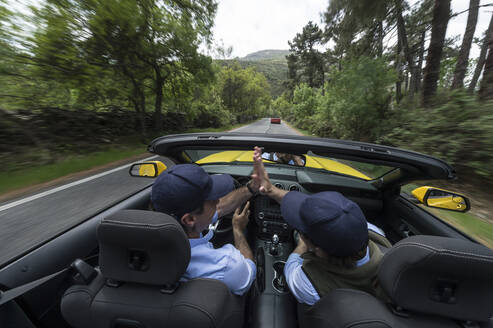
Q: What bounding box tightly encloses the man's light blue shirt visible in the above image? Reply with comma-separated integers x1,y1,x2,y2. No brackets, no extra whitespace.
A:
284,223,384,305
181,230,256,295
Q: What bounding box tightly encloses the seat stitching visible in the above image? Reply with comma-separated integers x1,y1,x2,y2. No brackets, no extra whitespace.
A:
102,220,178,229
172,302,217,326
346,319,393,328
389,242,493,262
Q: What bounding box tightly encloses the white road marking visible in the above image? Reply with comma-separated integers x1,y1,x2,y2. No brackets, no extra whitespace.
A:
0,155,159,212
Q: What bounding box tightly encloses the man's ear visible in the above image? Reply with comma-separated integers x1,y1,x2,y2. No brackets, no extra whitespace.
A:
300,234,319,253
180,213,196,230
300,233,313,247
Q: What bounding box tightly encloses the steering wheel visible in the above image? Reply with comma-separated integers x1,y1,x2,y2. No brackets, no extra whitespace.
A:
209,176,244,235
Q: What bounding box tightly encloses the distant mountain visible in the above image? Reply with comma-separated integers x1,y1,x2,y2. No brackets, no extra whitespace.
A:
241,49,290,62
216,49,290,98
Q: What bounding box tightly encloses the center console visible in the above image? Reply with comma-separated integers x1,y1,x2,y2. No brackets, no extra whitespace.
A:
251,196,298,328
255,196,292,242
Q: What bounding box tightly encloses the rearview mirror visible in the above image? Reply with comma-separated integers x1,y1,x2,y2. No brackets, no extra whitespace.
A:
129,161,167,177
411,186,470,212
261,152,306,167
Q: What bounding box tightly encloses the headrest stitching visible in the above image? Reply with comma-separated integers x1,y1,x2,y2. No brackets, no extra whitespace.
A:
390,242,493,262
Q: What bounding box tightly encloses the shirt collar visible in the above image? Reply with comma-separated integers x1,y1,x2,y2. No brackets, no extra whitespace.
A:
355,246,370,267
189,229,214,248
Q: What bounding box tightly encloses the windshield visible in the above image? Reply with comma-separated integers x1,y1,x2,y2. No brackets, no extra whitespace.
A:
185,149,395,180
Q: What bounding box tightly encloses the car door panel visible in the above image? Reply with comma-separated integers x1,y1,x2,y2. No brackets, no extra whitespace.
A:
384,195,469,243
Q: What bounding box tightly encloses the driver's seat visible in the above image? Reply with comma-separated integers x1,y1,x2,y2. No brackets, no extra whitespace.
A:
61,210,245,328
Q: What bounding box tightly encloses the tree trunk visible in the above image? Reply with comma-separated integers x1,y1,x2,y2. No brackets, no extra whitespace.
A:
451,0,480,89
415,30,426,93
469,13,493,92
395,0,417,100
395,0,414,72
404,71,409,93
130,93,146,139
422,0,451,107
479,37,493,100
377,21,384,57
138,90,146,137
122,65,146,136
153,66,164,131
396,37,402,103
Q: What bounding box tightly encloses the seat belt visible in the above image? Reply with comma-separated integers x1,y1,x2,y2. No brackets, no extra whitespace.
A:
0,258,96,306
0,268,69,306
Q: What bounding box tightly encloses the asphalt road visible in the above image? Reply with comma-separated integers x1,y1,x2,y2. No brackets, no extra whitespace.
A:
0,118,299,266
231,118,301,134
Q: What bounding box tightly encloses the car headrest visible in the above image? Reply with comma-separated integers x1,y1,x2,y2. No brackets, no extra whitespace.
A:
378,235,493,322
98,209,190,286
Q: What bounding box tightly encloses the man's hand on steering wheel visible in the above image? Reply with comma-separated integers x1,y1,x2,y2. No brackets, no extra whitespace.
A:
232,201,250,231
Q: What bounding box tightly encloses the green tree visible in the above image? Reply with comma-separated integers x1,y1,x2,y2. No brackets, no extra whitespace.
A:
318,57,396,141
287,22,325,89
451,0,479,89
217,62,271,122
31,0,217,132
324,0,390,59
469,13,493,92
422,0,451,107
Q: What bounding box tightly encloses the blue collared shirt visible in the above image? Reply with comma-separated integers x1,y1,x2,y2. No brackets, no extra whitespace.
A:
181,230,256,295
284,223,384,305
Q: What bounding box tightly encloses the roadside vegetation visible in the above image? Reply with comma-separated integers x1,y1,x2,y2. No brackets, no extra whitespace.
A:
0,119,254,197
271,0,493,188
0,0,271,190
269,0,493,247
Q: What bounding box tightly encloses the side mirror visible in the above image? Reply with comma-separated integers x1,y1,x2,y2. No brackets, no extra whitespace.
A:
411,186,470,212
129,161,167,178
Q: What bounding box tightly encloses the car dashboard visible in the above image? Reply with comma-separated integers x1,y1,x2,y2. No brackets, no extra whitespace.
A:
200,163,387,328
202,163,384,225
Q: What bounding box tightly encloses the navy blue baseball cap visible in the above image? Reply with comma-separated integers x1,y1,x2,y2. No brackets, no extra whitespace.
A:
151,164,234,219
281,191,369,257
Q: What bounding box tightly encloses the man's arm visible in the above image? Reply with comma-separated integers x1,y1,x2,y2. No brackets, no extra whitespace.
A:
232,201,254,260
252,146,289,203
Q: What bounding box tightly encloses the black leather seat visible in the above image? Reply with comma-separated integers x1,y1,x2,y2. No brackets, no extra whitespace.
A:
298,235,493,328
61,210,245,328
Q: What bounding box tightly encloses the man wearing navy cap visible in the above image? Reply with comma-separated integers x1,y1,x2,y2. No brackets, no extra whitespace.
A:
151,162,259,295
252,147,390,305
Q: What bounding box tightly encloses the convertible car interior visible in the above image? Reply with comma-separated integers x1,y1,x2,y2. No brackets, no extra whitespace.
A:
1,133,492,328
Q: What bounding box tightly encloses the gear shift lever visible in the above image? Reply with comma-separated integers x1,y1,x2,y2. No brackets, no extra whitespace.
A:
269,234,279,256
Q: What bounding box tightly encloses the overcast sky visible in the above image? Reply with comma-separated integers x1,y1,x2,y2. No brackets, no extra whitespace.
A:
212,0,493,58
8,0,493,59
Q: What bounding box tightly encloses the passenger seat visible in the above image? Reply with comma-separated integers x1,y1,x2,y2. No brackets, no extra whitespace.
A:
298,235,493,327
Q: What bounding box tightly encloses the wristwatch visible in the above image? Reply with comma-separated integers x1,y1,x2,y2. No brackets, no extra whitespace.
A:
246,180,259,196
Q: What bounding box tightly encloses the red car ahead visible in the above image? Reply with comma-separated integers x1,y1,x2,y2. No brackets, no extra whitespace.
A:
270,118,281,124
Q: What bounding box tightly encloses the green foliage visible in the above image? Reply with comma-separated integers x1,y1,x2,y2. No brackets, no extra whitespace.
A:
270,95,292,117
321,57,396,141
217,55,288,98
287,21,325,90
285,57,396,142
217,62,271,122
385,90,493,179
291,83,320,129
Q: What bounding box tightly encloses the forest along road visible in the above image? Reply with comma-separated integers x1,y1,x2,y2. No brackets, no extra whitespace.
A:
0,118,299,266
